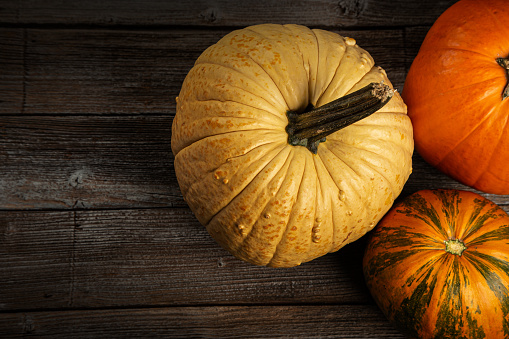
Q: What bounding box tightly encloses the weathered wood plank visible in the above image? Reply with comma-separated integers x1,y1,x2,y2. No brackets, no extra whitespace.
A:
20,28,224,114
0,0,454,29
0,305,404,338
0,208,372,311
0,211,74,310
1,115,508,211
0,28,408,114
0,28,24,113
0,115,182,209
0,115,502,220
72,208,371,308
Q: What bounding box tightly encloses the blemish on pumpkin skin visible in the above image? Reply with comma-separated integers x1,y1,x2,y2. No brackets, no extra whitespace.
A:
344,231,353,241
338,190,346,201
385,194,393,206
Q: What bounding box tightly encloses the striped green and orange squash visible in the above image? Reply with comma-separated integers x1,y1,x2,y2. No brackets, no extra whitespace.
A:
363,189,509,338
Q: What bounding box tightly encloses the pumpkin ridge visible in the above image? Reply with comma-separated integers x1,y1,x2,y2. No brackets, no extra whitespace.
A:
306,154,333,253
391,258,442,338
366,248,421,279
428,46,495,60
193,98,285,123
463,252,509,337
465,224,509,247
187,114,282,130
325,117,414,161
460,197,491,241
285,24,320,102
231,146,295,262
316,45,373,108
281,150,325,265
409,73,504,108
179,63,286,118
433,257,471,338
311,151,339,251
201,142,288,227
434,104,500,168
177,124,284,155
471,111,509,187
243,26,303,111
319,143,366,213
313,40,345,107
191,75,285,119
433,189,460,238
477,0,509,39
325,139,400,197
397,192,449,240
194,60,288,113
267,149,308,266
177,134,284,198
462,202,503,242
364,224,444,279
176,125,284,160
280,24,313,94
322,142,364,179
466,251,509,276
312,146,343,198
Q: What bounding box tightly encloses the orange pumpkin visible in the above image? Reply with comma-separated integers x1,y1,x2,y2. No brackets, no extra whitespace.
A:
402,0,509,194
363,189,509,338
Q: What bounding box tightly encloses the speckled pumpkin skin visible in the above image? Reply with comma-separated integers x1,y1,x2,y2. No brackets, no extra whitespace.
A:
171,24,414,267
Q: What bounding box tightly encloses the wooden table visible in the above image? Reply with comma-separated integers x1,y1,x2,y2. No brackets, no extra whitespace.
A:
2,0,507,337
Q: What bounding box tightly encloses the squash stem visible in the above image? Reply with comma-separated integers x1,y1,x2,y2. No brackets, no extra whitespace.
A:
286,82,393,154
444,238,467,256
496,57,509,100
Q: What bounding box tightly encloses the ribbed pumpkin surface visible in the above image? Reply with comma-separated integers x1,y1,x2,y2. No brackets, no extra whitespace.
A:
363,189,509,338
402,0,509,194
172,24,413,267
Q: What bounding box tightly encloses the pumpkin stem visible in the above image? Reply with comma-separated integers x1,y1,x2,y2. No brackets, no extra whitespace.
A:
286,82,393,154
496,57,509,100
444,238,467,256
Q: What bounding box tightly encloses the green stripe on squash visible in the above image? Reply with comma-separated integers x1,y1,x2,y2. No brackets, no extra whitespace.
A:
363,189,509,339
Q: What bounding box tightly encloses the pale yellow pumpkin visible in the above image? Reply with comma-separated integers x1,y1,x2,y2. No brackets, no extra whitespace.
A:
171,24,413,267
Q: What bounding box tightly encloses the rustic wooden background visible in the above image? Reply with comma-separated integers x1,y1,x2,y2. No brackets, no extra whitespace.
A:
2,0,508,337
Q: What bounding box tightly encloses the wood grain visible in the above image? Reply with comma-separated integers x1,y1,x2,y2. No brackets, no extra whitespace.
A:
0,0,455,29
0,305,405,338
0,208,372,311
1,115,508,211
0,211,74,310
0,115,182,209
0,28,24,113
0,28,411,114
1,1,506,337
